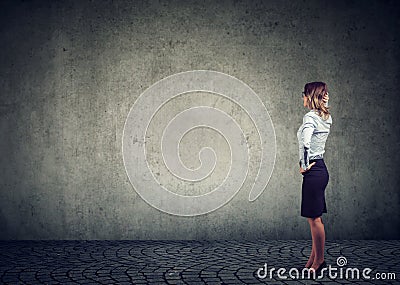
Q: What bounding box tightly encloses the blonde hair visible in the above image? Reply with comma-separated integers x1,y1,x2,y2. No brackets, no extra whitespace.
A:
304,82,330,120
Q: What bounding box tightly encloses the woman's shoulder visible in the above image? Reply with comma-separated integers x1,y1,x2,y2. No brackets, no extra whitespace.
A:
304,110,319,118
305,110,332,123
309,109,322,115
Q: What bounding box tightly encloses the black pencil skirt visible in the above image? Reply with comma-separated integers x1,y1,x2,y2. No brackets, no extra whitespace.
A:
301,159,329,218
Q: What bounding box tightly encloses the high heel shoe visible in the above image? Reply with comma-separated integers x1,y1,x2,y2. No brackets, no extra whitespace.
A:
314,261,327,278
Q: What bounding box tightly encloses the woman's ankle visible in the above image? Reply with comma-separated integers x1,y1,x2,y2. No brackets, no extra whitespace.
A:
311,258,325,267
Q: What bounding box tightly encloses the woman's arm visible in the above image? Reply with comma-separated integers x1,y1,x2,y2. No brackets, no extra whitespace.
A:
299,114,317,171
323,93,329,107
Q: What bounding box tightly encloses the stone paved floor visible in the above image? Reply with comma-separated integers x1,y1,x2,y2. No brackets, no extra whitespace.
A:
0,240,398,284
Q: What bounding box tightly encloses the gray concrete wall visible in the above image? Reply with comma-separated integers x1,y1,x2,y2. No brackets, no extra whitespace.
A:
1,0,399,240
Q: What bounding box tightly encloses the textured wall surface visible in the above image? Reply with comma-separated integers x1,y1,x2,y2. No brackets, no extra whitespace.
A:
1,0,399,240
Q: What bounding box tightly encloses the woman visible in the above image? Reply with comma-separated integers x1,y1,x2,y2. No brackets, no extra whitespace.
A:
297,82,332,275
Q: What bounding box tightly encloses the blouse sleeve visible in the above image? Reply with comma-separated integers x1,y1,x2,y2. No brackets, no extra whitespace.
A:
299,114,317,170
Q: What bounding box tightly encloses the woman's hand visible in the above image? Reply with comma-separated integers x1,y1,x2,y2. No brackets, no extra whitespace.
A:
300,162,316,174
322,92,329,104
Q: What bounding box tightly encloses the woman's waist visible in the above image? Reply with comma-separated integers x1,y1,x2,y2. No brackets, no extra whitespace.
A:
309,158,327,168
309,154,324,162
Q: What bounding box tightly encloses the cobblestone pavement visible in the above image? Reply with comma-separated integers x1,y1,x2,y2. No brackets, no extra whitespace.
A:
0,240,398,284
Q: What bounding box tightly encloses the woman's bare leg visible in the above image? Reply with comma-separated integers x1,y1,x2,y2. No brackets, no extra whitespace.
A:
308,217,325,270
305,227,315,268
